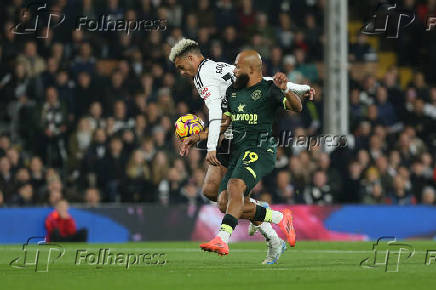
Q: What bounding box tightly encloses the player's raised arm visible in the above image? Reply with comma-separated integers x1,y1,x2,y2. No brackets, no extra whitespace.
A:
262,77,315,100
273,72,303,112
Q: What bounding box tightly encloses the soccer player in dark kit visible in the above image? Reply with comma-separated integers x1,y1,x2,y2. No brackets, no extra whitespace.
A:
198,50,312,256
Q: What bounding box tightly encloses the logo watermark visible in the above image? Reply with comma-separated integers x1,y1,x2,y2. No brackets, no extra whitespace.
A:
75,249,167,269
360,237,415,272
11,2,65,38
9,236,65,272
11,1,166,38
9,237,168,272
361,1,436,37
360,236,436,272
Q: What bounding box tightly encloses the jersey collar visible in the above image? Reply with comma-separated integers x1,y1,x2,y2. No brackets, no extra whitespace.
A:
196,58,208,76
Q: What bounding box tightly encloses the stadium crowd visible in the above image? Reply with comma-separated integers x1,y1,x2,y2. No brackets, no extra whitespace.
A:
0,0,435,207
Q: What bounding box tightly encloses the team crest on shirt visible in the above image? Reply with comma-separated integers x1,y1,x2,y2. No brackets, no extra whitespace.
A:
251,89,262,100
231,92,236,98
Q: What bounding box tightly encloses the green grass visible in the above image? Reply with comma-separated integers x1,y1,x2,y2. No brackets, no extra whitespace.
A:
1,241,435,290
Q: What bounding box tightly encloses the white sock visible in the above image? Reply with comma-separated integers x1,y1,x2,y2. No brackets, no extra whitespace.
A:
264,208,284,224
271,211,284,224
217,230,231,243
287,82,310,95
258,222,280,242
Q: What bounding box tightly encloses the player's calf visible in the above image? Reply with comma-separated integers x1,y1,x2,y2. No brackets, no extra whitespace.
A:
202,182,219,202
217,191,228,213
226,178,246,219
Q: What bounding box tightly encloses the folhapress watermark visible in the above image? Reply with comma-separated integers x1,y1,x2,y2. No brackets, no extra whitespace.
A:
11,1,166,38
75,249,167,269
360,236,436,272
76,16,166,35
9,237,167,272
9,236,65,272
361,1,436,38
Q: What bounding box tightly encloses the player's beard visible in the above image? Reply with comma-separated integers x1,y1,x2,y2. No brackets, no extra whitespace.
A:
233,73,249,89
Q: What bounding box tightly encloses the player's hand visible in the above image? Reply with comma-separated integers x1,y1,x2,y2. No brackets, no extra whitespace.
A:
180,134,200,156
273,72,288,90
206,150,221,166
303,88,315,101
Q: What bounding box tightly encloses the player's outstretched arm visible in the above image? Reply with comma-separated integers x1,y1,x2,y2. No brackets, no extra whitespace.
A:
263,76,314,99
179,114,231,157
273,72,303,112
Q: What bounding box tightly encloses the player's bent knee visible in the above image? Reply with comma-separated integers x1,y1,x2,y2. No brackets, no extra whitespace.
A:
227,179,246,198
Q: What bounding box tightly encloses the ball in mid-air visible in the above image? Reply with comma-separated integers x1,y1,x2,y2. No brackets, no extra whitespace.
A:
174,114,205,140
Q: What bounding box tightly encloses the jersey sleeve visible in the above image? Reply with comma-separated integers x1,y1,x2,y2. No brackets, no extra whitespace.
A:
195,61,234,151
222,87,232,117
203,87,222,152
270,82,287,110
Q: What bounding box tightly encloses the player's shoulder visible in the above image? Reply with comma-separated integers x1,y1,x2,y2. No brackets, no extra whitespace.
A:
225,83,235,96
197,59,233,81
262,78,275,87
261,78,279,91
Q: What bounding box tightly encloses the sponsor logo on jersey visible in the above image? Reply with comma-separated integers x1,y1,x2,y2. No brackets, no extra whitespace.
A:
199,87,210,99
251,89,262,101
232,113,258,124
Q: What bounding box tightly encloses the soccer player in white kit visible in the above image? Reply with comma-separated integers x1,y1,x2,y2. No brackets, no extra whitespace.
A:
169,38,314,264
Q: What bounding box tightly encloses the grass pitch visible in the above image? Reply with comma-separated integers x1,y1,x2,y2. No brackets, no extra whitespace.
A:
1,241,435,290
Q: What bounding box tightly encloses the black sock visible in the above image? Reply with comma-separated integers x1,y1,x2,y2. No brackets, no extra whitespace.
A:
221,214,238,230
254,205,267,222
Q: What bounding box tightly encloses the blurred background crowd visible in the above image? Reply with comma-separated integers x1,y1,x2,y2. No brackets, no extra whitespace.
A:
0,0,436,207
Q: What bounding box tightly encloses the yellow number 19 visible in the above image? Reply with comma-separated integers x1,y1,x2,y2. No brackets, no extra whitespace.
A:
243,151,258,163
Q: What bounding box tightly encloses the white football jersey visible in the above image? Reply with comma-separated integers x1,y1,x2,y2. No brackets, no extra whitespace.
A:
193,59,235,151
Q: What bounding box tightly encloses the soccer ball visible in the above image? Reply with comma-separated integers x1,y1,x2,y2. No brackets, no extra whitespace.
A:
174,114,205,140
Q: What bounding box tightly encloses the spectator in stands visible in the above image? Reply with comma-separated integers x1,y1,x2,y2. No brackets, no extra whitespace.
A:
349,34,376,62
341,161,363,203
29,156,45,198
0,134,11,157
6,147,22,174
39,87,67,168
316,152,342,199
16,41,46,78
68,117,93,171
45,199,88,242
46,177,64,207
421,186,435,206
71,42,95,78
10,183,34,206
125,149,152,202
303,170,333,205
388,175,416,205
113,100,135,133
294,48,318,82
375,86,397,127
273,171,296,204
363,183,385,204
84,187,100,207
102,137,126,202
375,155,393,195
0,156,14,202
75,71,98,118
87,101,106,130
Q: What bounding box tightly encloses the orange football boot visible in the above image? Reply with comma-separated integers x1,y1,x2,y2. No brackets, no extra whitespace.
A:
200,236,229,256
277,209,296,247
